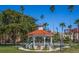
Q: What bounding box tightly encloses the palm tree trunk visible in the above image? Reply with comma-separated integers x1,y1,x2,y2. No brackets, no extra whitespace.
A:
62,27,64,46
60,27,64,52
78,25,79,42
69,32,72,46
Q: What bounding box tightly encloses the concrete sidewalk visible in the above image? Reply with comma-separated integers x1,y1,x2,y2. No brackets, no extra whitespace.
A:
18,46,70,52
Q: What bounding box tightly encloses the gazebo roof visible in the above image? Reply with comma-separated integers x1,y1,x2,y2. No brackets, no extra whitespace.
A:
27,30,53,37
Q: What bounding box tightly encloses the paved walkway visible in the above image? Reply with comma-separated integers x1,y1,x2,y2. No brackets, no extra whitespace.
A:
18,46,70,52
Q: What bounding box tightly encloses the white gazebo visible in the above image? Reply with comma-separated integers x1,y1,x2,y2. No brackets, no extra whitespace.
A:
27,25,54,50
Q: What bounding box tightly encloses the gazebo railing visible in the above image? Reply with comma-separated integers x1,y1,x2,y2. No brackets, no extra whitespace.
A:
23,42,64,49
35,42,50,46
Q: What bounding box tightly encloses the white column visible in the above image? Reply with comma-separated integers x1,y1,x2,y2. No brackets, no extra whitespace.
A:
77,33,78,40
71,33,73,41
33,37,35,49
50,37,53,47
28,36,30,48
44,37,46,47
49,37,53,50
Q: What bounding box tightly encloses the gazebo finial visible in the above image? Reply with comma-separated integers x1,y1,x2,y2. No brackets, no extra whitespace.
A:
37,24,44,30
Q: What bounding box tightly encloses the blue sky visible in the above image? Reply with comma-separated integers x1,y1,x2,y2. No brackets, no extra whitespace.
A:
0,5,79,32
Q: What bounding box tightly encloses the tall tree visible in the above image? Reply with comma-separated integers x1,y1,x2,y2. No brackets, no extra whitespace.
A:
40,15,48,30
20,5,24,14
20,5,25,23
60,22,66,38
50,5,55,32
50,5,55,12
0,9,36,44
50,5,55,48
43,22,49,30
59,22,66,51
75,19,79,29
68,5,74,42
68,25,72,31
68,24,72,35
68,24,72,46
40,14,44,20
75,19,79,42
68,5,74,12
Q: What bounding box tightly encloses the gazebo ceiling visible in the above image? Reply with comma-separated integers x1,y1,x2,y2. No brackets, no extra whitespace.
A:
27,30,53,37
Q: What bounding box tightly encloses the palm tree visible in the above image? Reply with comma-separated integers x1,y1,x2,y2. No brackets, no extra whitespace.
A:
68,5,74,12
60,22,66,38
59,22,66,51
40,14,44,20
43,22,49,30
20,5,24,23
68,5,74,42
75,19,79,42
0,9,36,44
20,5,24,14
68,25,72,33
50,5,55,12
68,25,72,37
50,5,55,31
50,5,55,48
40,14,45,26
68,25,72,46
75,19,79,29
40,15,49,30
68,25,72,31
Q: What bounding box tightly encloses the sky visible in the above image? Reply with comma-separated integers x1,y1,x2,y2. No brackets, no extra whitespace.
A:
0,5,79,32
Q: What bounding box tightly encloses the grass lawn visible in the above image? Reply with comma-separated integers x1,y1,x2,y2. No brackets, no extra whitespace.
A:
0,43,79,53
63,44,79,53
0,45,25,53
0,46,57,53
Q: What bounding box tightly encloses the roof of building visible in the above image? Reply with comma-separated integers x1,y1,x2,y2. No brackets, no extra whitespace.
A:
65,28,79,33
27,30,53,37
71,28,79,33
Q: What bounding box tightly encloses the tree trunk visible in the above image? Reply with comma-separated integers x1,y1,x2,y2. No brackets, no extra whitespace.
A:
78,25,79,42
69,28,72,46
60,27,64,52
62,27,64,47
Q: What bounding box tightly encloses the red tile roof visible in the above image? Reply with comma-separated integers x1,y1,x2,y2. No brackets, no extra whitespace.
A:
27,30,53,36
71,28,79,33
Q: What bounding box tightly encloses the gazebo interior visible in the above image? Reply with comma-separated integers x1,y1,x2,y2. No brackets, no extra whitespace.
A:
27,25,54,50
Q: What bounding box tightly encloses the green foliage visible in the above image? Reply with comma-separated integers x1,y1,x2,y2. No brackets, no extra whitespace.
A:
74,19,79,29
43,22,49,30
20,5,24,14
59,22,66,33
0,46,24,53
53,33,60,42
68,5,74,12
64,36,70,43
75,19,79,26
50,5,55,12
59,22,66,28
40,14,44,19
0,9,36,43
68,25,72,29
